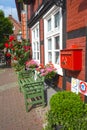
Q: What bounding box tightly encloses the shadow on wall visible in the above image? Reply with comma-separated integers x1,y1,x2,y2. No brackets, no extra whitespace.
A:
70,0,73,5
78,0,87,12
69,0,87,12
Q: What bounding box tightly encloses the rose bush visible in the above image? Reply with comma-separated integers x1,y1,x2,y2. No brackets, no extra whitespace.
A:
4,36,31,71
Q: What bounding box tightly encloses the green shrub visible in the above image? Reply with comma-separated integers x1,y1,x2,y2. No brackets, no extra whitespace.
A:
45,91,87,130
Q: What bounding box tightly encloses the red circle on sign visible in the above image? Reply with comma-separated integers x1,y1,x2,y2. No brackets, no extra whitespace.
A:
79,82,86,93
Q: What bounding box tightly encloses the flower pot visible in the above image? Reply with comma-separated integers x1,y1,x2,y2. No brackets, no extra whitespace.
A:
44,74,59,87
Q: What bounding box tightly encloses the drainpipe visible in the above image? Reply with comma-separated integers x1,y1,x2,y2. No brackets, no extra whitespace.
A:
26,4,28,40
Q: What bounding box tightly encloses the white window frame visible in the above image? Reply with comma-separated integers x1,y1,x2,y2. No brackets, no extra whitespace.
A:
31,22,40,63
43,5,63,75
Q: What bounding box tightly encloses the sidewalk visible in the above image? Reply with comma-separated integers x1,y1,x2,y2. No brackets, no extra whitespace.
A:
0,66,48,130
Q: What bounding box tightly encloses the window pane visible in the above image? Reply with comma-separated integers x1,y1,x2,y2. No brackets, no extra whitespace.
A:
55,36,59,49
34,52,36,59
54,12,60,28
33,30,35,38
37,42,39,51
48,52,52,62
48,18,51,31
32,24,40,61
37,52,39,60
55,52,59,64
48,39,52,50
36,28,38,38
33,43,36,51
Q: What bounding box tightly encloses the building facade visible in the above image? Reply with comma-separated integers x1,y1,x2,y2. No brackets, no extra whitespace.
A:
16,0,87,102
8,15,21,38
26,0,65,89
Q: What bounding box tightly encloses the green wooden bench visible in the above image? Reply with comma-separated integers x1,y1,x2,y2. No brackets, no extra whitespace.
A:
17,69,45,112
22,78,45,112
17,69,35,92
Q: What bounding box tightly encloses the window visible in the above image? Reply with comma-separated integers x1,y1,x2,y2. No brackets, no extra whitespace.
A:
43,6,63,75
54,12,60,28
48,18,51,31
32,23,40,62
54,36,60,64
48,39,52,62
48,52,52,62
48,39,52,50
54,36,59,50
36,28,39,38
33,42,40,60
13,26,15,31
55,52,59,64
47,36,60,64
33,30,35,38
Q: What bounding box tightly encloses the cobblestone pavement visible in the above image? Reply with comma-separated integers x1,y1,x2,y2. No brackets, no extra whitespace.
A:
0,66,48,130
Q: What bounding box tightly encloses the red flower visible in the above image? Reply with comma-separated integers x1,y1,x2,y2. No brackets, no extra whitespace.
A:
4,43,9,48
23,46,31,52
9,43,13,48
9,35,15,42
6,53,11,57
12,48,15,51
13,56,17,60
39,64,44,69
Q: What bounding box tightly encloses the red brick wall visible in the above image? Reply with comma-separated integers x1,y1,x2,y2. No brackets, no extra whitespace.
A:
29,28,32,44
80,93,85,101
33,0,38,12
67,0,87,32
39,18,45,64
39,0,42,5
39,19,44,41
21,12,27,39
30,0,43,15
66,0,87,81
40,45,44,65
66,37,86,81
66,81,71,91
8,15,21,37
66,0,87,101
28,6,31,20
57,76,63,89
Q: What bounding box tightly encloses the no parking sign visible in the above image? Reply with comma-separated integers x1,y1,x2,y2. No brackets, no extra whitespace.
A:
79,81,87,96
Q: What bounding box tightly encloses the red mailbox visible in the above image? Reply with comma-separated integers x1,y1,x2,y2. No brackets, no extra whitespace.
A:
60,49,82,71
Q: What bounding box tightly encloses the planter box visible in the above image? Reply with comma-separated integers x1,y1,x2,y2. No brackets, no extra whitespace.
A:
44,74,59,87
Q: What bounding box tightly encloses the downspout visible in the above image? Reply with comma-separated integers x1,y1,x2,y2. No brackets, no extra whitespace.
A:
26,5,29,40
25,4,28,40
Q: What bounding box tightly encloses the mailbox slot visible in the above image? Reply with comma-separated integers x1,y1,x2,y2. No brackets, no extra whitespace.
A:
60,49,82,71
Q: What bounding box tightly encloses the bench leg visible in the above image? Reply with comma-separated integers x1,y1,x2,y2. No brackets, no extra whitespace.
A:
24,93,29,112
42,93,45,107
